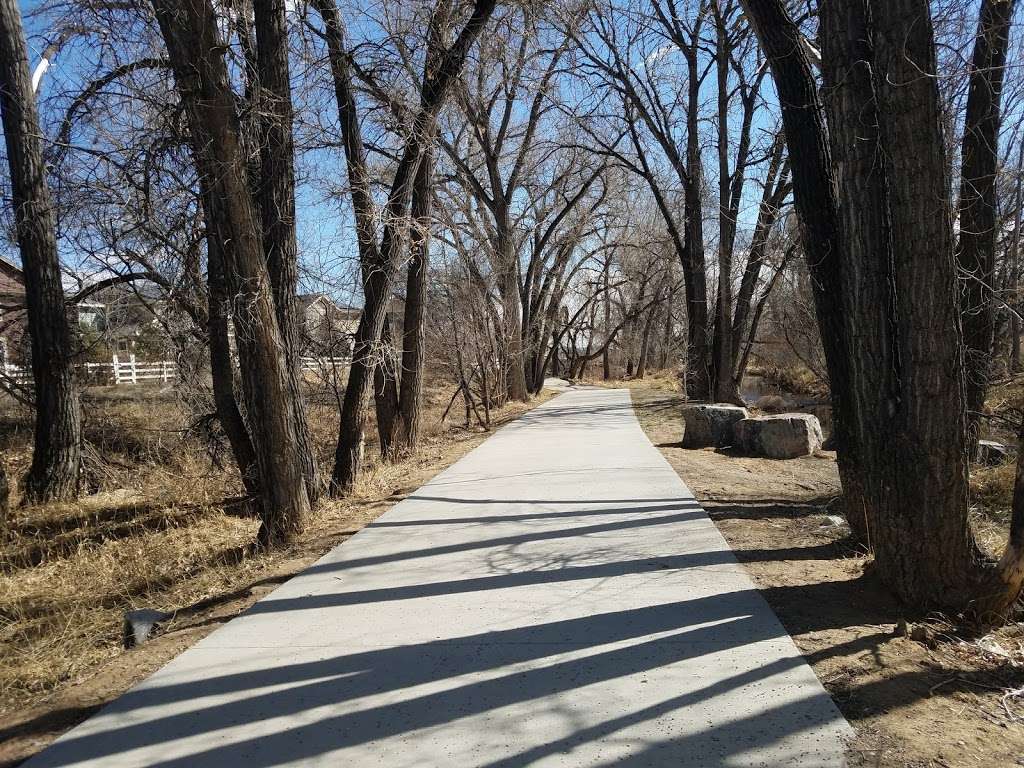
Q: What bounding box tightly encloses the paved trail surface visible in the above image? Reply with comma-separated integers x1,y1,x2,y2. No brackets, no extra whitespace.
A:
28,388,852,767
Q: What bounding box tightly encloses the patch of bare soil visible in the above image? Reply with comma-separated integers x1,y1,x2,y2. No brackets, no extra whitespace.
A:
0,388,555,767
632,387,1024,768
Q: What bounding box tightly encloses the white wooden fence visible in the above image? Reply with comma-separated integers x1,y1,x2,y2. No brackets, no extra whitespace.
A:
299,356,349,373
110,355,177,384
1,354,350,389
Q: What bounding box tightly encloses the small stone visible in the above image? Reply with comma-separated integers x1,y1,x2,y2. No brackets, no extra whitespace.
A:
124,608,173,649
821,514,848,528
680,404,749,449
733,413,823,459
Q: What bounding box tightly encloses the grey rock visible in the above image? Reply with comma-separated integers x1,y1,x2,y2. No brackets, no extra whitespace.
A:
977,439,1011,466
821,514,848,529
734,413,823,459
123,608,173,649
681,404,749,448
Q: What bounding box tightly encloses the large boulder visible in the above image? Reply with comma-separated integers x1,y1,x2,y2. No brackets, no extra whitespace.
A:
681,404,749,448
977,439,1011,466
734,413,823,459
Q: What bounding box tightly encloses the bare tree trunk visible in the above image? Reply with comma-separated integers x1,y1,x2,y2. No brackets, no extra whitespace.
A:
394,139,437,453
711,2,735,402
154,0,310,544
497,227,529,401
682,49,712,400
747,0,1024,616
1011,140,1024,373
202,189,259,497
317,0,498,493
602,257,612,379
252,0,321,502
636,301,657,379
740,0,866,541
730,134,788,388
0,0,82,503
373,316,401,457
957,0,1016,451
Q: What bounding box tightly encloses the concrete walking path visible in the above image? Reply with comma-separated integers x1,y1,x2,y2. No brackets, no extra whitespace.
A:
27,388,853,767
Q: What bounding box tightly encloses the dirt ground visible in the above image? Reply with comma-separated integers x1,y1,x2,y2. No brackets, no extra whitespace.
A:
0,385,554,767
628,384,1024,768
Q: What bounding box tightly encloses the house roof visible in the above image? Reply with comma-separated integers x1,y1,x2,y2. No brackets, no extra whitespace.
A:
298,293,360,316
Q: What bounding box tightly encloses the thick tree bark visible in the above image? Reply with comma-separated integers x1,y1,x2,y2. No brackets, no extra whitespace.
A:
747,0,1024,617
682,48,712,400
740,0,866,540
863,0,983,606
602,258,612,379
0,0,82,503
711,2,736,402
957,0,1016,449
252,0,321,502
154,0,310,544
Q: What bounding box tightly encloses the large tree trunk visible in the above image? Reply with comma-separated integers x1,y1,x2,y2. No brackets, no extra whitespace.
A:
746,0,1024,617
602,258,612,380
252,0,321,502
861,0,983,606
0,0,82,503
154,0,310,544
957,0,1016,450
739,0,866,541
711,3,736,403
682,50,712,400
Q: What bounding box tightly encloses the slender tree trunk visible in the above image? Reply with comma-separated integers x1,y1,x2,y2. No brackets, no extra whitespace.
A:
154,0,310,544
957,0,1016,451
373,316,401,456
496,225,529,402
321,0,498,492
636,301,657,379
730,136,788,388
202,188,259,498
0,0,82,503
395,140,437,453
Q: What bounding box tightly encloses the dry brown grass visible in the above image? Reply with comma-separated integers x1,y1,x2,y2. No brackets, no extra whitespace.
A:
0,379,554,717
577,368,683,394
